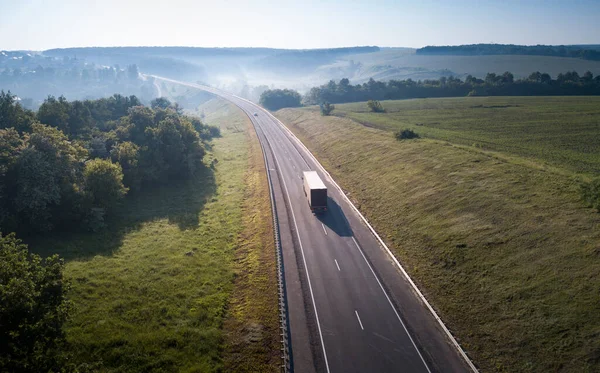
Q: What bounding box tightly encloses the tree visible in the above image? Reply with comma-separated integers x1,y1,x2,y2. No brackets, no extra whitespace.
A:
151,97,172,110
84,159,128,211
259,89,302,110
0,129,23,227
37,96,70,133
320,102,335,116
11,124,87,233
0,91,37,133
110,141,142,191
367,100,385,113
127,64,139,80
0,232,71,372
67,100,92,136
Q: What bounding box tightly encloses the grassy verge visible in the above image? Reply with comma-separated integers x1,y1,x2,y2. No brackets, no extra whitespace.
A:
29,98,278,372
275,99,600,372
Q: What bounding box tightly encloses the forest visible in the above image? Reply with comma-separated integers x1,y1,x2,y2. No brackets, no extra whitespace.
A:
0,92,219,236
303,70,600,105
416,43,600,61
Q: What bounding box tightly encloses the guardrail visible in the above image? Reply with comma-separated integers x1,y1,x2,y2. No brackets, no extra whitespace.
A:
252,115,293,372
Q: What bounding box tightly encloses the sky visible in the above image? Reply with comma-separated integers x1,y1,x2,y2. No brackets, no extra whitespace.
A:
0,0,599,51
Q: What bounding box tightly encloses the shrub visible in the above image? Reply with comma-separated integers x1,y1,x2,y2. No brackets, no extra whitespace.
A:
395,129,420,140
580,177,600,211
367,99,385,113
320,102,335,116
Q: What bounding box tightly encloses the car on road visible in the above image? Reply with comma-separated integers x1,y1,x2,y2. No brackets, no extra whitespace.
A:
253,112,258,116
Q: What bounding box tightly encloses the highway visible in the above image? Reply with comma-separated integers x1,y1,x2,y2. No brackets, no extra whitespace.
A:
152,76,476,373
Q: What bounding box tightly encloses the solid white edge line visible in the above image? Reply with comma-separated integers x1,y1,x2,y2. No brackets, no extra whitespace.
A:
355,310,364,330
151,75,478,373
352,237,431,373
255,116,332,373
334,259,341,271
322,223,328,235
263,106,480,373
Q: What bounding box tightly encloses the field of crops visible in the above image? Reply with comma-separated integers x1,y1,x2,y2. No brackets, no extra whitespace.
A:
334,96,600,175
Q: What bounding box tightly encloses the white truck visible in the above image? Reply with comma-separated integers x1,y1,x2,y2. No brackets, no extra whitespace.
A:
303,171,327,213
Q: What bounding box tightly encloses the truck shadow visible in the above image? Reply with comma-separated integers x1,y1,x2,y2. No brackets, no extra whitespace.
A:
316,197,353,237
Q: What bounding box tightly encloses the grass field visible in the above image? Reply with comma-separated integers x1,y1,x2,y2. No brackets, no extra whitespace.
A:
29,99,279,372
276,98,600,372
334,96,600,175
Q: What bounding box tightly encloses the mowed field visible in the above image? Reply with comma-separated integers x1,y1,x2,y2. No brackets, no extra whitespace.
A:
30,99,279,372
337,96,600,175
275,97,600,372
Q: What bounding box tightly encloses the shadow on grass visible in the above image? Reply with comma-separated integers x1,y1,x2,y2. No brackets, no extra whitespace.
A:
316,197,353,237
27,165,216,262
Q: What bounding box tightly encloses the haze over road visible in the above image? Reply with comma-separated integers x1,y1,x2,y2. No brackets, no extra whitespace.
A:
152,76,475,373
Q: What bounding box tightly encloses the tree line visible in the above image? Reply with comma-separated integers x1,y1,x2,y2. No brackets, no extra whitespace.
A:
416,43,600,61
303,71,600,105
0,92,219,235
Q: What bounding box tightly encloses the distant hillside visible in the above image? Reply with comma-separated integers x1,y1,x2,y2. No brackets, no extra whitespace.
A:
251,46,379,75
417,44,600,61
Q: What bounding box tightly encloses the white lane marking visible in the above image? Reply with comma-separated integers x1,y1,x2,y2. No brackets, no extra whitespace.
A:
355,310,364,330
334,259,340,271
297,174,301,180
321,223,328,235
351,237,431,373
153,75,464,372
257,100,475,372
261,123,331,373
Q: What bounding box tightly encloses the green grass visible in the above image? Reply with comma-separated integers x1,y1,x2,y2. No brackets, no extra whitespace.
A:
332,96,600,175
276,99,600,372
28,99,278,372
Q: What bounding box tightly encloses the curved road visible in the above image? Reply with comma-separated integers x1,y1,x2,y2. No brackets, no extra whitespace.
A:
152,76,476,373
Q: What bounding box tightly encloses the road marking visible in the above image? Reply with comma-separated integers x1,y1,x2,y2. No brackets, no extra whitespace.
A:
355,310,364,330
153,75,457,372
334,259,340,271
351,237,431,373
260,123,331,373
297,174,301,180
261,102,477,372
321,223,328,235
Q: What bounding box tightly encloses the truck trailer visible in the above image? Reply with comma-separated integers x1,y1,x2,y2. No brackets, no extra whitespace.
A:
303,171,327,213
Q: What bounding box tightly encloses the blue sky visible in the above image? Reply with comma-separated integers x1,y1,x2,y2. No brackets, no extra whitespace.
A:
0,0,598,50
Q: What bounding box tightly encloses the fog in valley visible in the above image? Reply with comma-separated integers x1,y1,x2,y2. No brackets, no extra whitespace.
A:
5,45,600,110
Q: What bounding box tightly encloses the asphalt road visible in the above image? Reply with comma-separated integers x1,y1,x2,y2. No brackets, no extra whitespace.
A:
152,76,475,373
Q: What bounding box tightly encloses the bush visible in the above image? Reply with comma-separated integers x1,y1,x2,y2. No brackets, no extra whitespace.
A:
395,129,420,140
0,232,71,372
580,177,600,210
320,102,335,116
367,99,385,113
